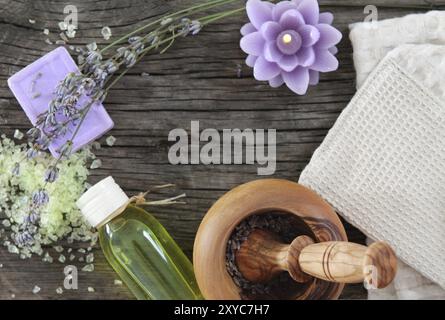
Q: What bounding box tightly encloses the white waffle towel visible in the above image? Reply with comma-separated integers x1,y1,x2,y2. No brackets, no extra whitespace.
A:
348,12,445,300
299,42,445,299
350,11,445,89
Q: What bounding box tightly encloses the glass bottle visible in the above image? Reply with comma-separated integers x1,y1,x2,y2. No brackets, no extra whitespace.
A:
76,176,202,300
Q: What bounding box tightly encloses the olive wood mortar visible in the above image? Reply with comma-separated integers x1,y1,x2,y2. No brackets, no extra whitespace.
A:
193,179,397,300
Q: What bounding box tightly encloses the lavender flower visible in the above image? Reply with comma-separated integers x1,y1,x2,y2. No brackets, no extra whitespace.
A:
37,134,51,150
26,127,40,141
26,146,40,159
86,50,102,65
51,123,70,136
11,162,20,176
57,140,73,157
14,231,34,247
179,19,202,36
32,189,49,207
45,112,56,127
190,20,202,35
26,210,40,225
44,166,59,183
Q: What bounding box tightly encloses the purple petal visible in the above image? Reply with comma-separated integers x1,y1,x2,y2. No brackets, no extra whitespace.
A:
246,0,273,29
272,1,298,21
269,74,285,88
264,41,283,62
241,23,257,36
240,31,265,56
311,49,338,72
329,46,338,55
298,25,320,47
246,55,258,67
264,1,274,10
282,67,310,94
316,24,342,48
278,54,300,72
297,0,319,25
296,46,315,67
319,12,334,24
279,9,305,30
260,21,282,41
254,56,281,81
309,69,319,85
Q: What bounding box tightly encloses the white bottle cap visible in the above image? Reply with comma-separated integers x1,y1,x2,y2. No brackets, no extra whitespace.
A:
76,176,129,228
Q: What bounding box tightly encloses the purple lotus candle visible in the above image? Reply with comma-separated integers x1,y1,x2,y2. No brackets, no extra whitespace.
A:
240,0,342,95
7,47,114,157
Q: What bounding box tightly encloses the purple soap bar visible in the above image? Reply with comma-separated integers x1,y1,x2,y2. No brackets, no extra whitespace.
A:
7,46,114,157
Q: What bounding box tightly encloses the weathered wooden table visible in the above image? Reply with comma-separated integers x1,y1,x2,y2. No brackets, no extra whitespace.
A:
0,0,436,300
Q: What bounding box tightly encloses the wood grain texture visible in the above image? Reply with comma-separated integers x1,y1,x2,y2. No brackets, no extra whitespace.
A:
299,241,397,288
363,241,398,289
193,179,347,300
235,231,396,290
236,231,314,283
0,0,436,299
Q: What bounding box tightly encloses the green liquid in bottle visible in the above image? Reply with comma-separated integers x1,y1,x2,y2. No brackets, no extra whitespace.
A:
99,205,202,300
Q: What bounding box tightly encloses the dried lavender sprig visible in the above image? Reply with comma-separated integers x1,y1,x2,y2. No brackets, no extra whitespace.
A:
26,210,40,225
32,189,49,207
44,166,59,183
30,3,242,153
79,1,239,72
29,24,203,192
14,231,34,247
16,3,246,239
11,162,20,176
29,4,245,170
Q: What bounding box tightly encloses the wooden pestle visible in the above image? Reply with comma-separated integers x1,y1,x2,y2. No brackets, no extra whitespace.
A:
235,229,397,289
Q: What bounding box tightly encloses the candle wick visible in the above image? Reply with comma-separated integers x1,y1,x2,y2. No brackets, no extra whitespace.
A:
282,33,292,44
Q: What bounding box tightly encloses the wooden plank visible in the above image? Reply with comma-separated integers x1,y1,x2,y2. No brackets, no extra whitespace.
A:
0,0,430,300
